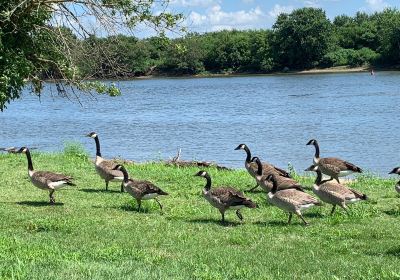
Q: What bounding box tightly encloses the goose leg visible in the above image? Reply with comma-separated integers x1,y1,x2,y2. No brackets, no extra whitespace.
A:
297,212,309,226
120,182,124,193
330,205,337,215
340,203,349,215
49,190,55,204
155,198,163,214
236,210,243,221
220,210,225,223
288,213,293,224
105,180,109,191
137,200,142,212
246,184,259,192
335,177,340,184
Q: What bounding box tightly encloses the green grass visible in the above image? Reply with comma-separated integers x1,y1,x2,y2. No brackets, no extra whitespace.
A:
1,146,400,279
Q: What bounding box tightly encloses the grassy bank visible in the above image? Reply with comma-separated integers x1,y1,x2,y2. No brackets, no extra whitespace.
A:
1,147,400,279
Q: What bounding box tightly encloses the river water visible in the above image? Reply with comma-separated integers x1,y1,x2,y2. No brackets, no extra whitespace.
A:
1,72,399,175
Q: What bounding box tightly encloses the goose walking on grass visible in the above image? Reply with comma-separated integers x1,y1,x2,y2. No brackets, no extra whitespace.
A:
234,143,290,192
306,166,367,215
113,165,168,213
86,132,124,192
266,174,321,226
389,167,400,194
195,171,256,223
17,147,75,204
253,157,303,192
306,139,362,184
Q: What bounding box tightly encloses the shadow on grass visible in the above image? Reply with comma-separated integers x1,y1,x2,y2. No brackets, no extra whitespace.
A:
383,209,400,216
253,220,289,227
188,218,241,227
118,204,150,213
17,201,64,207
304,212,324,218
386,246,400,257
79,188,122,194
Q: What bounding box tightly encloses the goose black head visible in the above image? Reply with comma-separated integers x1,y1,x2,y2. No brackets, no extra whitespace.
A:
304,165,318,172
86,132,97,138
251,156,259,162
17,147,28,154
112,164,123,171
234,144,247,151
389,167,400,175
194,170,208,177
306,139,317,146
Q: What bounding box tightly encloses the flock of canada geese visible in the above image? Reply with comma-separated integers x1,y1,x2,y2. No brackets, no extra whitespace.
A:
12,132,400,226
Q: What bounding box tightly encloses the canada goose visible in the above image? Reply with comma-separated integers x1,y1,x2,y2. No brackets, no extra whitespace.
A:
195,170,256,223
266,174,321,225
306,139,362,184
253,157,303,192
306,167,367,215
234,144,291,191
113,164,168,213
389,167,400,194
17,147,75,204
86,132,124,192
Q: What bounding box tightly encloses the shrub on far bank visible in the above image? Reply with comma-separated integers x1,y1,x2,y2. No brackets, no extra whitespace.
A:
321,47,380,67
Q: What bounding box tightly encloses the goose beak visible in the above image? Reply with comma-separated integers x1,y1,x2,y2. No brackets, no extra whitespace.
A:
305,165,317,172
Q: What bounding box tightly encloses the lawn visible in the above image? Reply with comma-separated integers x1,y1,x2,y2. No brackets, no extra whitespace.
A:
1,145,400,279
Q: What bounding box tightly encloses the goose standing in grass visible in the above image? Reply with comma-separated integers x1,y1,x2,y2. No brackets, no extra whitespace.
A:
17,147,75,204
306,139,362,184
195,171,256,223
389,167,400,194
252,157,303,192
234,143,290,192
306,166,367,214
113,165,168,213
86,132,124,192
266,174,321,225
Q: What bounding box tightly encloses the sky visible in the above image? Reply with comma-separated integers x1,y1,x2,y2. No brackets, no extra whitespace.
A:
155,0,400,35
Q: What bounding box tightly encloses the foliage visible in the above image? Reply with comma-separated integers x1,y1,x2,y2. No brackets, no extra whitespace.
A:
272,8,332,69
0,0,183,110
1,151,400,279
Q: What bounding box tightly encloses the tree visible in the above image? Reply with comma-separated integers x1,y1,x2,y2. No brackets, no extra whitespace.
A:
374,9,400,64
272,8,332,69
0,0,182,110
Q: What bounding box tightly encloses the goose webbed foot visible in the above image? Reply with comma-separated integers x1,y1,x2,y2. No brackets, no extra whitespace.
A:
236,210,243,221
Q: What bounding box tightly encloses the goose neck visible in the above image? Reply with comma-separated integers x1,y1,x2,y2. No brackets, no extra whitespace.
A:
204,174,212,191
94,136,102,157
25,149,34,171
244,146,251,163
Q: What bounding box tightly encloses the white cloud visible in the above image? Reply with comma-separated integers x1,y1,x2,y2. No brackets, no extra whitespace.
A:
186,5,266,32
170,0,220,8
365,0,390,11
268,4,294,18
242,0,254,3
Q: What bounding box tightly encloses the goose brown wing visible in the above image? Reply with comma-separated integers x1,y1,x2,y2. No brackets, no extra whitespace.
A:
34,171,74,184
276,176,304,191
211,187,245,205
319,182,352,200
98,160,124,177
276,189,321,206
320,158,362,172
127,179,165,195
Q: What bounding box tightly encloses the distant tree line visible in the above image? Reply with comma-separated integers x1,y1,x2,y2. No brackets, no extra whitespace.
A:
62,7,400,78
